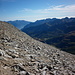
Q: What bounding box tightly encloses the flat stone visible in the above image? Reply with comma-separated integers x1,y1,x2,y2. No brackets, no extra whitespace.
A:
19,71,27,75
54,67,59,70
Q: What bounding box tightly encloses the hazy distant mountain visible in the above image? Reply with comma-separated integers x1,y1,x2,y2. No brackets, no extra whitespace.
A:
7,20,31,29
22,17,75,54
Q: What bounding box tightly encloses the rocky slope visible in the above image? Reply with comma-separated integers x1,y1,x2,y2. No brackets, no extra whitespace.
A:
0,21,75,75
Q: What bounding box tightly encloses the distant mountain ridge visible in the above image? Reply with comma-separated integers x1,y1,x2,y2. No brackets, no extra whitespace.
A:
21,17,75,54
23,18,57,28
7,20,31,29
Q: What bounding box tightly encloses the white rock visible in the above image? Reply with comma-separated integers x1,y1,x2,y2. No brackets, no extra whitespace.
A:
54,67,59,70
42,71,46,75
19,71,27,75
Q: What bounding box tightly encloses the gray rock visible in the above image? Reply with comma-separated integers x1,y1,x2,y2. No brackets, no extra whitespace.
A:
42,66,48,71
0,57,4,60
0,49,5,56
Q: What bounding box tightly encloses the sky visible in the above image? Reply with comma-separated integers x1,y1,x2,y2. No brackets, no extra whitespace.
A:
0,0,75,22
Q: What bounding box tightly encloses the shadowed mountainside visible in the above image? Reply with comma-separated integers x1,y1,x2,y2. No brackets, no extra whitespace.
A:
22,17,75,54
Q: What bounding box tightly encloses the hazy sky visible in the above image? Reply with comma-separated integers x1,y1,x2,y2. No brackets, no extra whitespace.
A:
0,0,75,21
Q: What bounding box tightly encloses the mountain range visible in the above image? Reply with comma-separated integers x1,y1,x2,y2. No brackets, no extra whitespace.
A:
0,21,75,75
7,20,31,29
24,18,56,28
21,17,75,54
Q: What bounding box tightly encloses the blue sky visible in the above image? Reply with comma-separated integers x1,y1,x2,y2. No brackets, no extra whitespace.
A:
0,0,75,21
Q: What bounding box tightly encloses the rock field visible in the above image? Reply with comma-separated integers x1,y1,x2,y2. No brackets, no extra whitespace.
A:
0,21,75,75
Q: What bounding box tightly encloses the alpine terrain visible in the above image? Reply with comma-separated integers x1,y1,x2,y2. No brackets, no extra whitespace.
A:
0,21,75,75
22,17,75,54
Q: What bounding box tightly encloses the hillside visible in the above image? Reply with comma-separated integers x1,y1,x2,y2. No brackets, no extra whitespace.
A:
23,18,56,28
0,21,75,75
7,20,30,29
21,17,75,54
